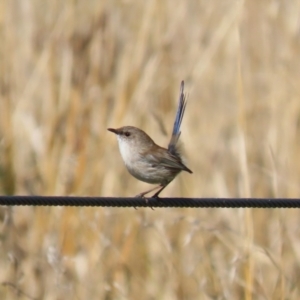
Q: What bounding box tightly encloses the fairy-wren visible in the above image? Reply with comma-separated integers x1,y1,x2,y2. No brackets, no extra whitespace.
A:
108,81,192,198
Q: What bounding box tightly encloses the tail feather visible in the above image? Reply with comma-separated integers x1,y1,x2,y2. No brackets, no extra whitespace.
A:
168,81,187,155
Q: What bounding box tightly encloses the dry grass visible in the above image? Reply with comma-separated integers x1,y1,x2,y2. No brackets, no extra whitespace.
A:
1,0,300,299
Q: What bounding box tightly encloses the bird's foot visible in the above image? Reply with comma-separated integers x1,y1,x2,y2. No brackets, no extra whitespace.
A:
135,194,154,210
135,193,146,198
151,194,162,202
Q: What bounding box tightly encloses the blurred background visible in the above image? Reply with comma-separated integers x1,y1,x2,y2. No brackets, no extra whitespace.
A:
1,0,300,299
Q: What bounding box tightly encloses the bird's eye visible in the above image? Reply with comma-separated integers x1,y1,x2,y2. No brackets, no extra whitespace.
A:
124,132,131,137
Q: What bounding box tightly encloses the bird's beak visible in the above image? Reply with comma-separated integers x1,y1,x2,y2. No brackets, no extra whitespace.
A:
107,128,118,134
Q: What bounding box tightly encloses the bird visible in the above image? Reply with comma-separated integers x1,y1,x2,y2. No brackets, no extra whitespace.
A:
108,81,192,198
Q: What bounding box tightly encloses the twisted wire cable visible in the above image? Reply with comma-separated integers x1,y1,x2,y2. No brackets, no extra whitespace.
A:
0,196,299,208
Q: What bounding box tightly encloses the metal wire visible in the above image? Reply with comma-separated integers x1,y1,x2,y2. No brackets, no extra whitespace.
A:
0,196,299,208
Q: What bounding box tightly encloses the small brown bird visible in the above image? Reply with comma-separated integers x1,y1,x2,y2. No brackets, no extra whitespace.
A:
108,81,192,198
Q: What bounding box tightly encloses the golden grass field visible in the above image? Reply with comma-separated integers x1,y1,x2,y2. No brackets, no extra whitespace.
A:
1,0,300,299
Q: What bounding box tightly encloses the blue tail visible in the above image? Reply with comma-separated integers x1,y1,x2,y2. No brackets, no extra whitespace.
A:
168,81,187,155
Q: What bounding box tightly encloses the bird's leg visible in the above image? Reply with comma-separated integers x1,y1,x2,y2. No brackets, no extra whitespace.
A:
135,185,162,199
151,184,169,198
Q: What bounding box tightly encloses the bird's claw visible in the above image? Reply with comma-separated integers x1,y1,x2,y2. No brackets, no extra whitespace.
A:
134,194,154,210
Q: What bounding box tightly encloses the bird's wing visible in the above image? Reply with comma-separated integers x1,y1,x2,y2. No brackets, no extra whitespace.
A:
144,148,192,173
